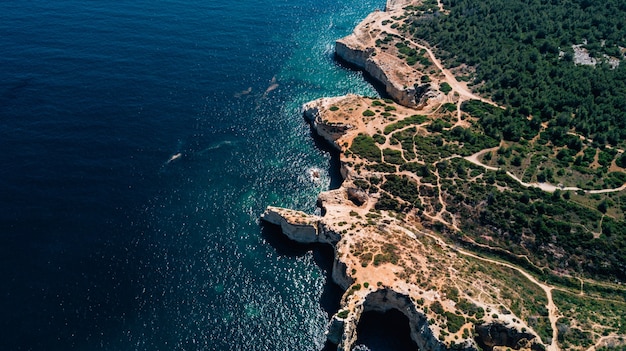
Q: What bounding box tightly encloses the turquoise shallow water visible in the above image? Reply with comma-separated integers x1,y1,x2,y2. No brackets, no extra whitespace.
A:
0,0,383,350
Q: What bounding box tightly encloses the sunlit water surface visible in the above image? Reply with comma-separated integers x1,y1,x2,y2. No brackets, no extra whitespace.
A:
0,0,385,350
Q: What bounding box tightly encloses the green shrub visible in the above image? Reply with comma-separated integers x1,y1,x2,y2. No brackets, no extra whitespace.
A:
362,109,376,117
350,134,381,162
381,174,421,206
440,82,452,94
442,102,456,112
431,301,445,314
373,133,387,144
445,311,466,333
383,148,405,165
375,193,401,211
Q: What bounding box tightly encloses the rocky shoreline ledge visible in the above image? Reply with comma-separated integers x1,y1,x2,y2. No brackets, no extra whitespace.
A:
262,1,546,350
261,105,541,350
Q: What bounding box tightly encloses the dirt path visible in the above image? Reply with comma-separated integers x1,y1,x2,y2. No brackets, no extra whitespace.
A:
433,167,461,231
464,148,626,194
505,171,581,192
451,100,468,128
585,335,626,351
464,147,499,171
588,183,626,194
396,35,499,107
413,228,560,351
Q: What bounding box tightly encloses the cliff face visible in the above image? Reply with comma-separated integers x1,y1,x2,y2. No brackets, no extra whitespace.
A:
336,36,419,107
261,0,552,350
261,204,541,351
262,94,547,350
360,289,457,351
262,207,452,351
261,207,322,244
302,97,354,150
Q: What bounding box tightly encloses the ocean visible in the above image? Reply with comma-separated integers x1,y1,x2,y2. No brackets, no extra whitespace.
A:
0,0,384,350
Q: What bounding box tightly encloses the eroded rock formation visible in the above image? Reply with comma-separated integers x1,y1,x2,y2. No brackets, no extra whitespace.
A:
261,1,548,350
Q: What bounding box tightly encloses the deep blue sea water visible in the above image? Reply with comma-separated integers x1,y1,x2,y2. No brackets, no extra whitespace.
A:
0,0,386,350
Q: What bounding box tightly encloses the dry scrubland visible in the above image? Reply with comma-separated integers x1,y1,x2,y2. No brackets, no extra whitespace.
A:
264,0,626,350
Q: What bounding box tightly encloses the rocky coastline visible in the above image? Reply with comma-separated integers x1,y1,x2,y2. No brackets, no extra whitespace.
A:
261,0,547,350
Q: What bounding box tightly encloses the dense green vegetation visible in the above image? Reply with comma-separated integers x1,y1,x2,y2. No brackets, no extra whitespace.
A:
384,114,427,134
395,42,432,66
444,311,466,333
438,158,626,280
350,134,381,162
348,115,626,279
381,174,422,208
342,0,626,283
383,148,405,164
363,0,626,280
408,0,626,146
439,82,452,94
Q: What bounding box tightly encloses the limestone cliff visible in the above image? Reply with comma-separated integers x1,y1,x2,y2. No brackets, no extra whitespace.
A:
262,150,543,350
260,0,551,350
334,4,442,108
261,199,542,351
261,207,322,244
336,24,420,107
302,96,355,151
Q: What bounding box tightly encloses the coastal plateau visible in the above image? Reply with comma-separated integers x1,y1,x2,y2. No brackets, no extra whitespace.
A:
262,0,626,350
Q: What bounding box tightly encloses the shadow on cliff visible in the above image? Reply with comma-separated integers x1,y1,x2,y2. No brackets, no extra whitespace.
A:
355,309,419,351
260,223,343,351
333,54,392,101
309,124,344,191
304,54,390,192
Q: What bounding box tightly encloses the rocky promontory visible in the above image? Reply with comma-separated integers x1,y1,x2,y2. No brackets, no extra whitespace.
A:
261,94,544,350
259,0,625,350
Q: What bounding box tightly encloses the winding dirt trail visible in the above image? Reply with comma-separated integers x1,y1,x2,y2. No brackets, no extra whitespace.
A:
464,148,626,194
396,35,499,107
415,228,560,351
464,147,499,171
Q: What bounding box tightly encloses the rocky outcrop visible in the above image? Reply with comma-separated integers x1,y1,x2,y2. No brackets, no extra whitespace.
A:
335,39,420,107
326,314,347,345
475,323,539,351
332,289,476,351
385,0,408,11
346,187,368,206
302,98,354,150
261,207,321,244
363,290,457,351
330,253,353,290
262,184,544,351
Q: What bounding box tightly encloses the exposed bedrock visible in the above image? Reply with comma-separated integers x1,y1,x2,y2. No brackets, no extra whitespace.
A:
261,207,544,351
261,207,322,244
302,99,353,151
335,40,420,107
260,207,353,288
334,289,470,351
475,323,540,351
